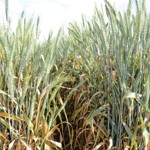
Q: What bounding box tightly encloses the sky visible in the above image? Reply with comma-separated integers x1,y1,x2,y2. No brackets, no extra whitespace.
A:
0,0,149,39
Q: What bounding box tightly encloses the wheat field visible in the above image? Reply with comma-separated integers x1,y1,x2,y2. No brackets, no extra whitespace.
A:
0,0,149,149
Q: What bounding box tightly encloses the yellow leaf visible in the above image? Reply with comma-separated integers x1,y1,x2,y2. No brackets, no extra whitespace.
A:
44,125,58,140
0,132,8,141
41,116,48,138
0,112,25,121
111,70,117,83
